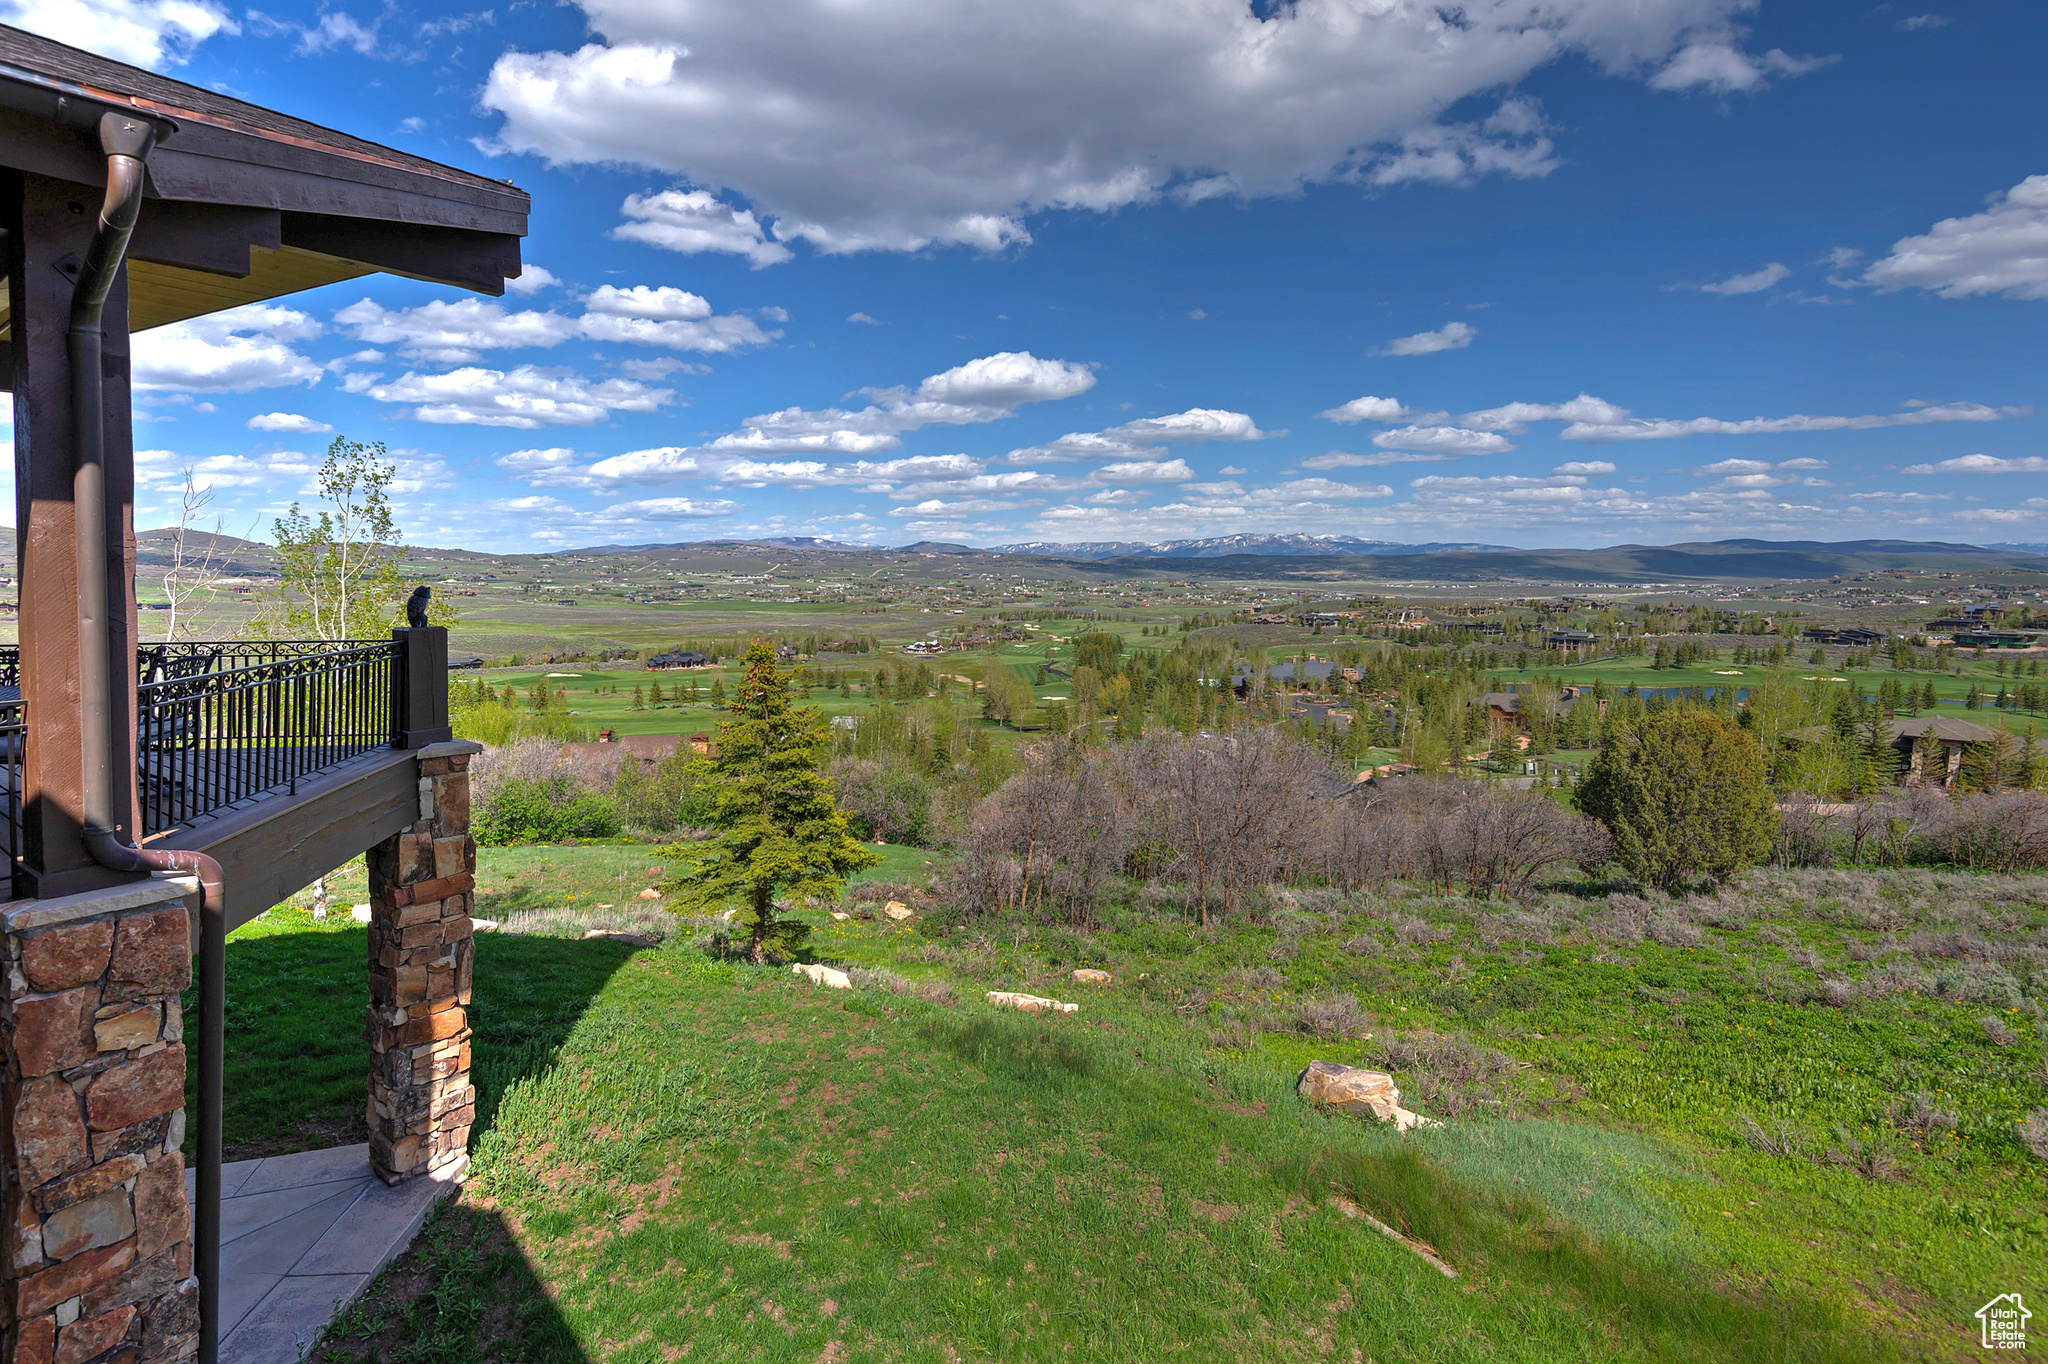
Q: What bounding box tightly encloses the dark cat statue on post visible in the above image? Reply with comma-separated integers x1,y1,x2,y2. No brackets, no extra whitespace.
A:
406,585,431,629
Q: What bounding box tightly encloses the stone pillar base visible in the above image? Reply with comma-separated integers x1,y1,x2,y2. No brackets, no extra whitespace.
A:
1,878,200,1364
365,741,480,1184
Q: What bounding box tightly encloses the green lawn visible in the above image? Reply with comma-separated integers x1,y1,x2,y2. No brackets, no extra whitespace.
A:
209,846,2044,1362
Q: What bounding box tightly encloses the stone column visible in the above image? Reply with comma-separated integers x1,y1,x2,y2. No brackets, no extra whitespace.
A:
1,879,200,1364
364,742,480,1185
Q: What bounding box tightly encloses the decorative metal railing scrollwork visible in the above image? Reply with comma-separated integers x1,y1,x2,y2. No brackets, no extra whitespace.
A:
136,641,402,836
0,639,404,854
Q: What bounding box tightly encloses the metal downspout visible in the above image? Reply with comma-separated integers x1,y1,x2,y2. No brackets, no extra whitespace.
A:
64,110,227,1364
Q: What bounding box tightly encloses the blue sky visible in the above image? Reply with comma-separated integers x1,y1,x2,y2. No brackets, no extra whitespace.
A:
8,0,2047,551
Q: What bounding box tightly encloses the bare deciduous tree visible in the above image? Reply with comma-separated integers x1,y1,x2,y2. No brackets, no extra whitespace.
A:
159,468,227,640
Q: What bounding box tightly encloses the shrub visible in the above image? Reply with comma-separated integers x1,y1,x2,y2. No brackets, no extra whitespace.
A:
826,756,935,845
1979,1015,2020,1046
2018,1110,2048,1163
1579,709,1776,890
473,775,622,845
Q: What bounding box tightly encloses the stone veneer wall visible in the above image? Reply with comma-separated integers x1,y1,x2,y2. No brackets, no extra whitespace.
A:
363,742,479,1185
2,881,200,1364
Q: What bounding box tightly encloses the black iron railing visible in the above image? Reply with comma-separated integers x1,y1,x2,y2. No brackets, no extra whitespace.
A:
0,639,407,846
0,697,21,869
136,641,402,835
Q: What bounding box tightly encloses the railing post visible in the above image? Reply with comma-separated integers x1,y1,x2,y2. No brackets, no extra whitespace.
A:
391,628,452,750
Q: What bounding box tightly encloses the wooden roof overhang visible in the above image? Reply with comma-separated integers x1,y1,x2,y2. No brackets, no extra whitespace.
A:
0,23,529,339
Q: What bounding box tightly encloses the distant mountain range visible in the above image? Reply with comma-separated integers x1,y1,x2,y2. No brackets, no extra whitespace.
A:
981,533,1517,559
110,526,2045,586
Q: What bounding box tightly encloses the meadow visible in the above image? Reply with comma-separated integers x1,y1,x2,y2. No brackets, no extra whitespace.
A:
203,844,2046,1363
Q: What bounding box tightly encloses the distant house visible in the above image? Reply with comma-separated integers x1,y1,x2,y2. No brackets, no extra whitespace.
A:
1269,660,1334,685
647,650,711,669
1299,612,1344,627
1785,715,1999,789
1953,629,2040,650
1802,627,1887,647
1892,715,2000,787
1290,702,1351,730
1546,629,1597,648
1477,692,1522,725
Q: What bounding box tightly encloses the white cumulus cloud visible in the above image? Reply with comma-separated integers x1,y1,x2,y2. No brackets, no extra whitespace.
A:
1378,321,1475,356
245,412,332,434
335,297,579,364
1,0,234,68
613,189,795,267
1646,43,1832,94
505,265,561,296
1701,262,1789,295
362,366,672,428
1319,395,1408,424
133,304,323,393
1902,454,2048,475
1565,399,2010,443
480,0,1816,256
1371,425,1514,455
1006,407,1261,464
1864,175,2048,300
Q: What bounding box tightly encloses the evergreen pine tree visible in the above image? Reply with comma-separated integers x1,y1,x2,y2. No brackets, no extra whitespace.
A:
631,685,644,710
1579,709,1776,891
672,640,880,962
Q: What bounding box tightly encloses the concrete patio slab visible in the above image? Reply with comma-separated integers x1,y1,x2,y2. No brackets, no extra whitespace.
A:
187,1143,466,1364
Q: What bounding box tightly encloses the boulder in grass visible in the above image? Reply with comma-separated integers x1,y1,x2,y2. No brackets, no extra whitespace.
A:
1072,969,1112,984
883,901,915,920
1297,1061,1436,1131
350,905,372,924
831,911,852,921
584,929,657,949
792,963,852,990
472,918,500,934
986,991,1077,1015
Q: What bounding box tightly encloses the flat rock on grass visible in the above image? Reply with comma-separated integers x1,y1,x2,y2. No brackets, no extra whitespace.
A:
582,930,657,949
1297,1061,1436,1131
986,991,1077,1015
883,901,915,920
792,963,852,989
1072,969,1112,984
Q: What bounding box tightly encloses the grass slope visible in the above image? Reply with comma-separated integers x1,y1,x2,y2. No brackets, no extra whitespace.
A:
204,846,2047,1362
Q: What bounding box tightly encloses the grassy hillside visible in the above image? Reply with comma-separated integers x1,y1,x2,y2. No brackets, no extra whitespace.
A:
207,847,2046,1362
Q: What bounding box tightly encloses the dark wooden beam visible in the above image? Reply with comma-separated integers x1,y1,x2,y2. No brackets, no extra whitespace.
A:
150,746,419,933
280,212,519,295
8,168,146,899
148,129,527,236
128,199,279,277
